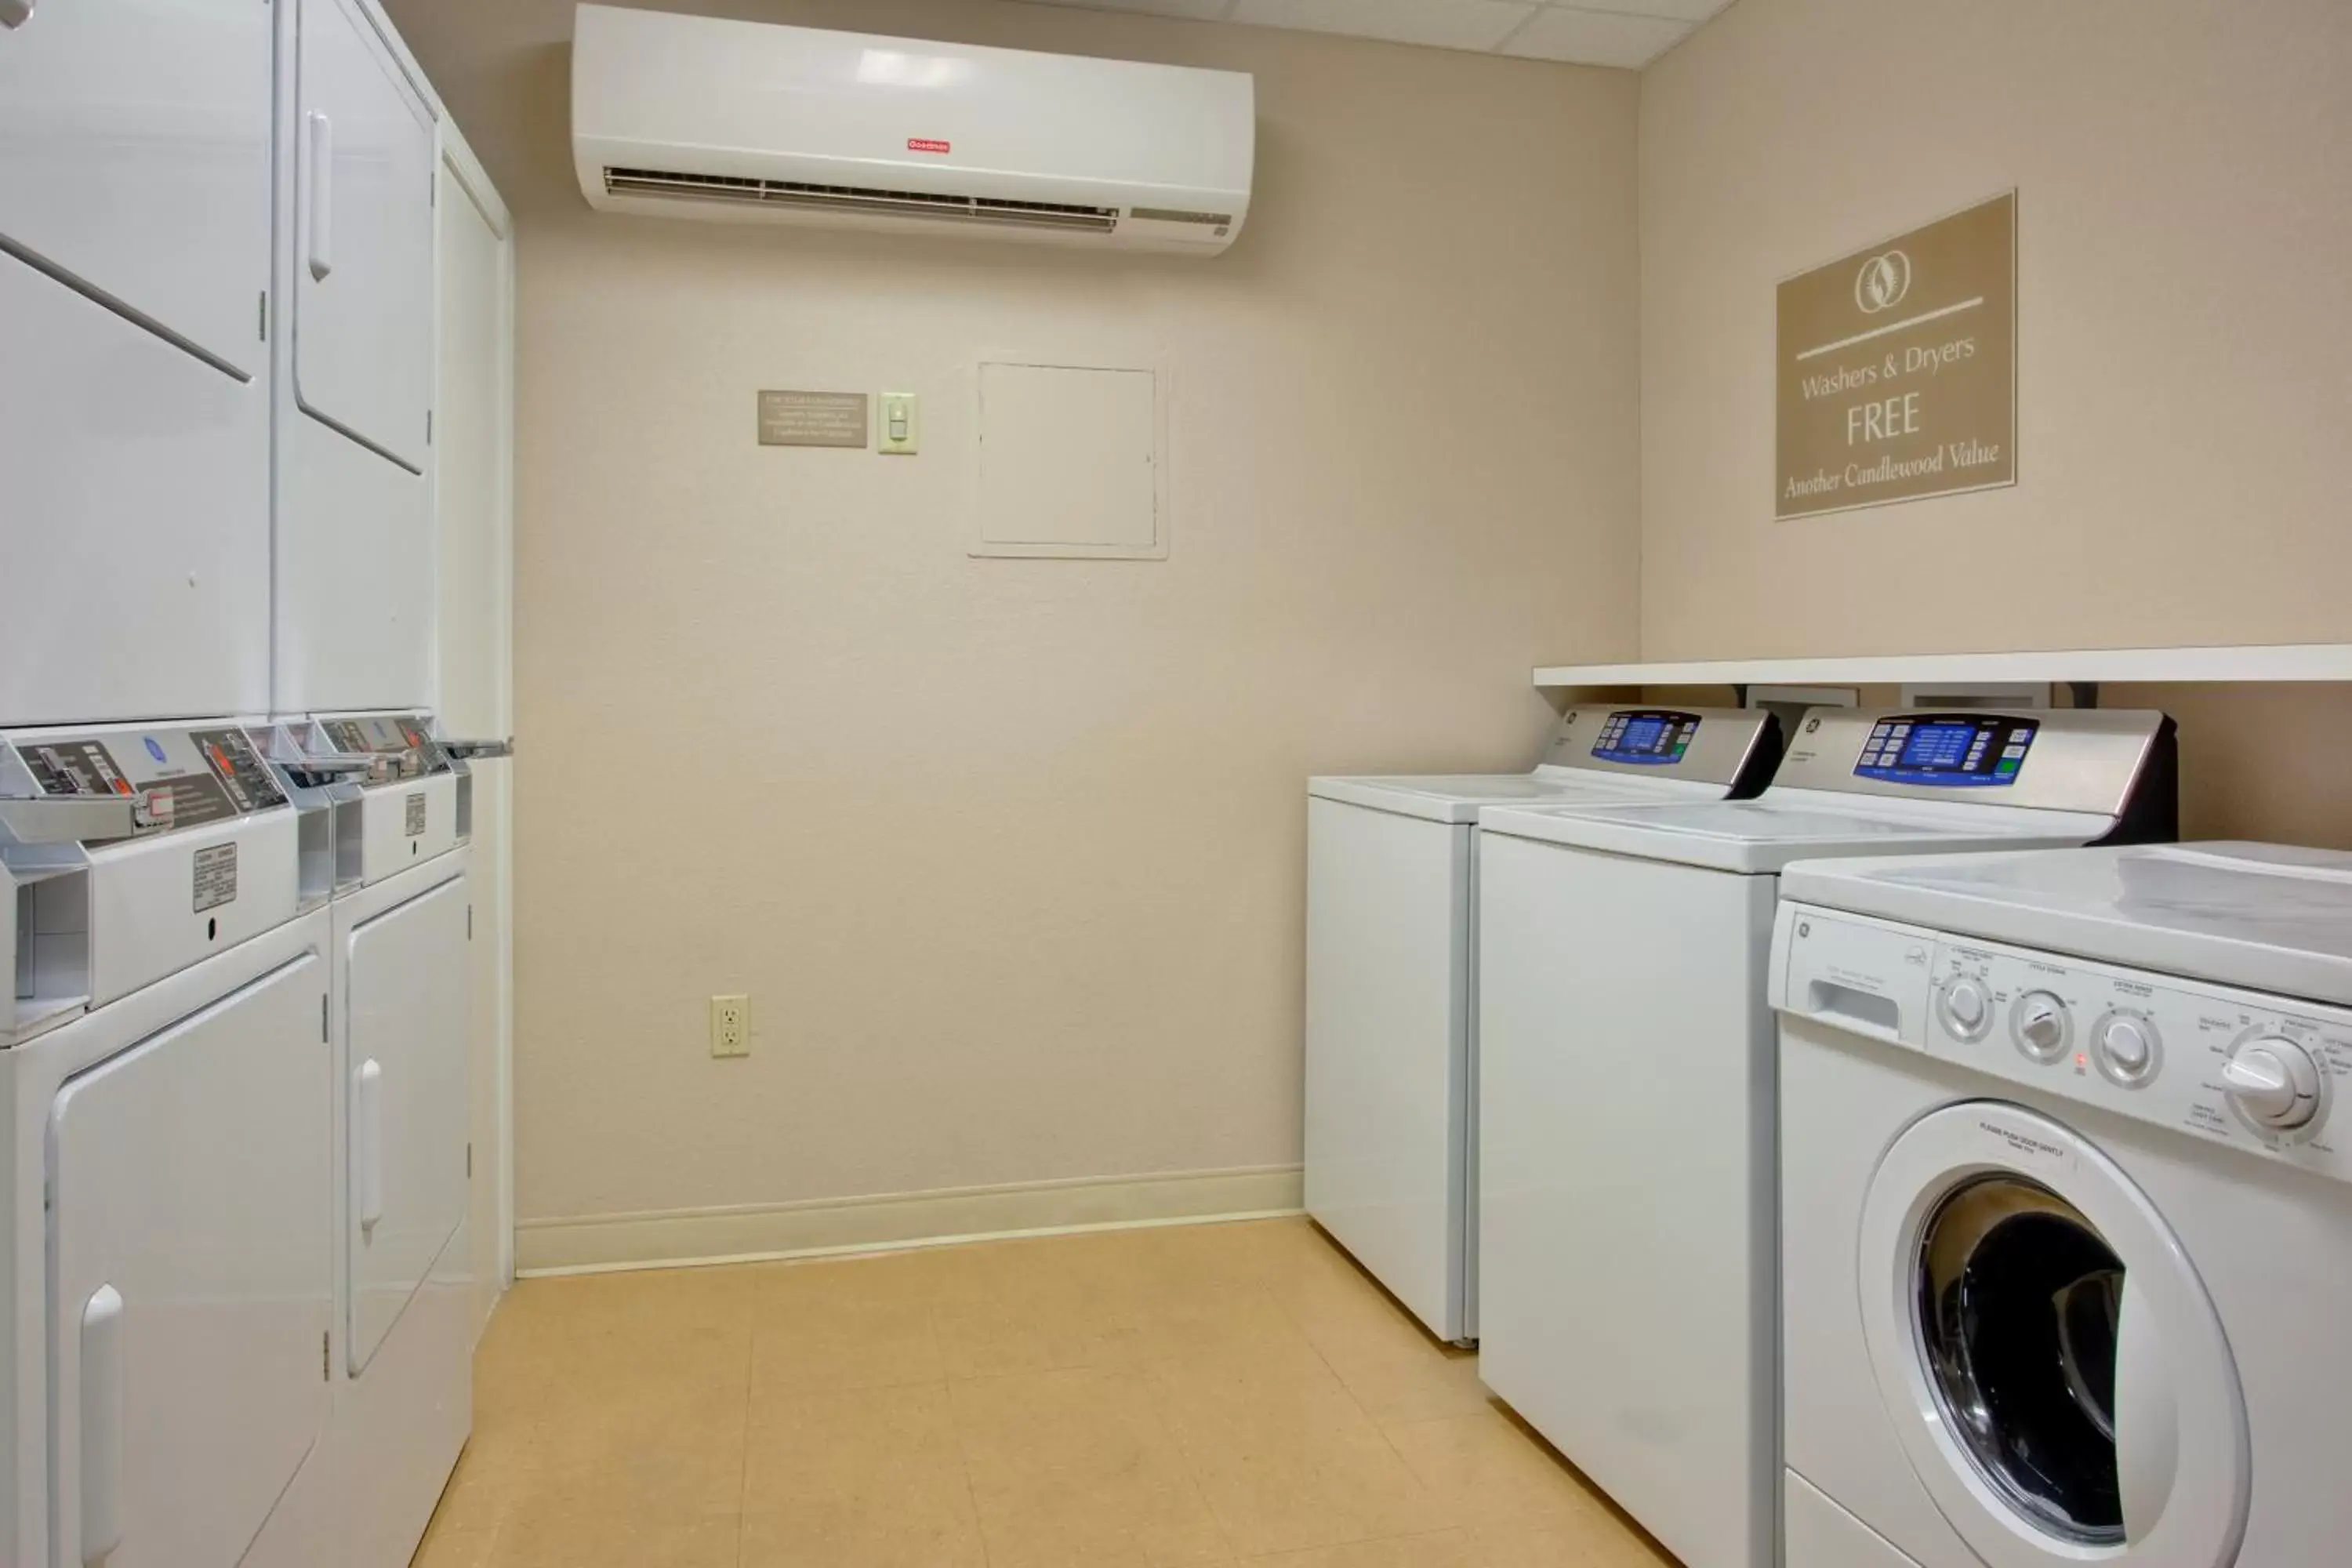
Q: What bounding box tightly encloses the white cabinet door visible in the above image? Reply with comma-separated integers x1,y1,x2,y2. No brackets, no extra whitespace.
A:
47,955,332,1568
0,0,273,377
0,0,274,726
294,0,434,473
345,873,470,1373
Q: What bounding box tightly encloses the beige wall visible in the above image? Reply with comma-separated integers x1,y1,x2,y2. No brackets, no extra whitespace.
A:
384,0,1642,1240
1638,0,2352,659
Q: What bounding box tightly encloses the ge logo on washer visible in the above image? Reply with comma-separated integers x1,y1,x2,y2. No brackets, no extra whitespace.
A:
1854,249,1912,314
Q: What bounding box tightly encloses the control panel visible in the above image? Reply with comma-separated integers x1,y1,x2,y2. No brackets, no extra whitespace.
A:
1542,705,1782,790
7,724,289,845
1767,706,2173,833
1855,713,2037,788
1777,904,2352,1185
305,712,452,787
1588,710,1703,768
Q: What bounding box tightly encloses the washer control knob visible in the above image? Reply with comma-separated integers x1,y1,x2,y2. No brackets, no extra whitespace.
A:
2223,1038,2323,1131
1941,978,1991,1039
2016,992,2069,1059
2096,1015,2156,1080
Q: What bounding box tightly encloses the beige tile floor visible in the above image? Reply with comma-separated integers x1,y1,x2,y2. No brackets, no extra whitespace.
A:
414,1218,1680,1568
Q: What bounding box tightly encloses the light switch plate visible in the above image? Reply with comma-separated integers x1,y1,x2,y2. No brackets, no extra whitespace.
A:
878,392,919,456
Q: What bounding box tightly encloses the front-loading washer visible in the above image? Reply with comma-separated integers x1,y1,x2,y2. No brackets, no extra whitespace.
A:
1773,841,2352,1568
1472,706,2175,1568
1305,705,1781,1342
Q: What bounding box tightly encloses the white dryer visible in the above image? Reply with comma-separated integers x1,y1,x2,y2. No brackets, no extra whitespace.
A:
0,720,326,1568
238,708,484,1568
1306,705,1781,1343
1473,706,2175,1568
1773,842,2352,1568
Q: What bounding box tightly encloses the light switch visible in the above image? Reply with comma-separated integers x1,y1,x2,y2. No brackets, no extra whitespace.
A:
878,392,919,456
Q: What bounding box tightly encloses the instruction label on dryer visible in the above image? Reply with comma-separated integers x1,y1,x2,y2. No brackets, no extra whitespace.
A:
193,844,238,913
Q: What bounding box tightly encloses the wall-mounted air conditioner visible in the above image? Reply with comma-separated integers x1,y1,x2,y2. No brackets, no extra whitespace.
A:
571,5,1256,256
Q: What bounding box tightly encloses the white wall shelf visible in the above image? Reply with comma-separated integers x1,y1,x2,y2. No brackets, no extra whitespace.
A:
1534,644,2352,690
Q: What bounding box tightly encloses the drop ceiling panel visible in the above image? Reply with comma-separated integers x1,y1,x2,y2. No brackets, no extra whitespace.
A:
1026,0,1733,67
1503,5,1690,66
1229,0,1536,54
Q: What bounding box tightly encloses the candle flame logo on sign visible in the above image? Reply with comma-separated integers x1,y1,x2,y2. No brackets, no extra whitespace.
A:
1854,250,1911,314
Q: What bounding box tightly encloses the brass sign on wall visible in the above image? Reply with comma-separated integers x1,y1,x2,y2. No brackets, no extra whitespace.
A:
757,390,869,448
1776,192,2016,520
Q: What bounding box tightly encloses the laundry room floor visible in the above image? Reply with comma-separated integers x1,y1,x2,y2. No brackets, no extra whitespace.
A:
413,1217,1678,1567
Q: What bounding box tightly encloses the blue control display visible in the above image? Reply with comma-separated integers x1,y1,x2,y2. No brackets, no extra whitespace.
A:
1592,710,1701,767
1856,715,2038,787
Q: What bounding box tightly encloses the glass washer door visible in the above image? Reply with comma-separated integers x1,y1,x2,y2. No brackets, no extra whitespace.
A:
1858,1102,2250,1568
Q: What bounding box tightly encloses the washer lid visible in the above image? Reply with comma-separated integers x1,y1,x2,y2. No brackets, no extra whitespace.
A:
1782,843,2352,1007
1305,770,1719,823
1475,794,2116,874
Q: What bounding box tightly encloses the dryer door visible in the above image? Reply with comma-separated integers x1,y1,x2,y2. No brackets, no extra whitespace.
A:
47,954,332,1568
1858,1102,2249,1568
345,873,470,1374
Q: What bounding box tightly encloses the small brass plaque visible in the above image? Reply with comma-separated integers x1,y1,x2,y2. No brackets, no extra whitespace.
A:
757,390,869,448
1777,192,2016,520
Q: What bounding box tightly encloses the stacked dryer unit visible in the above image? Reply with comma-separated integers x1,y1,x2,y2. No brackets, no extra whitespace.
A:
0,0,498,1564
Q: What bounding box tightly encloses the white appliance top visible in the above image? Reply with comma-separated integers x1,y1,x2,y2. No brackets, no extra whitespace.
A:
1782,842,2352,1006
1308,705,1776,823
1474,704,2172,871
1476,793,2120,874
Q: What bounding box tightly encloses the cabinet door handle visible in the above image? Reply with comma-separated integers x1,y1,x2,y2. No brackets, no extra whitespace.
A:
357,1058,384,1230
0,1,35,32
307,111,335,281
81,1284,126,1565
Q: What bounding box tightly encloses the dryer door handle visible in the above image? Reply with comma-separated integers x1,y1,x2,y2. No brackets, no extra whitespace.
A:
306,111,335,281
81,1283,126,1564
2114,1272,2179,1542
356,1058,385,1231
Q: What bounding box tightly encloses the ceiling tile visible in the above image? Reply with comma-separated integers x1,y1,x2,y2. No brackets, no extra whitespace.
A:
1020,0,1242,20
1501,5,1689,66
1566,0,1730,20
1229,0,1539,54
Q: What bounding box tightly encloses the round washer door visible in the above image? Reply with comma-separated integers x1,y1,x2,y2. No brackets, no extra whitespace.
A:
1858,1102,2249,1568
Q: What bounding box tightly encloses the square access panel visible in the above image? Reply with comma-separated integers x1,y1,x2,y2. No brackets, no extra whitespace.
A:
973,361,1167,559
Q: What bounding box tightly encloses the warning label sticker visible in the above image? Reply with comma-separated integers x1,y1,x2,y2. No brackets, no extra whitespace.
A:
405,793,427,837
193,844,238,913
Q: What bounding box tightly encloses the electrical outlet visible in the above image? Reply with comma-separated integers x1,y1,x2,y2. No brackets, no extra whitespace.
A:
710,994,750,1058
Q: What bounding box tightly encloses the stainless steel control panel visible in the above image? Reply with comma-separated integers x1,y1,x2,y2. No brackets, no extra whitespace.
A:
1773,706,2169,818
1542,705,1780,789
1775,903,2352,1185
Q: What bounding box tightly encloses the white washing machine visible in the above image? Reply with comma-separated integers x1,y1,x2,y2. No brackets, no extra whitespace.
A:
1473,706,2176,1568
1773,842,2352,1568
1306,705,1782,1343
0,720,326,1568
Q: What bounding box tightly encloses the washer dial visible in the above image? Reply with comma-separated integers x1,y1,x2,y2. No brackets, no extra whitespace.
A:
2012,990,2071,1062
2223,1036,2323,1132
1940,977,1993,1040
2092,1012,2160,1087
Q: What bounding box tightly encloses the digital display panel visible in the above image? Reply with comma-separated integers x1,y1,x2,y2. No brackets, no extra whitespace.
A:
1591,710,1702,768
1855,714,2038,787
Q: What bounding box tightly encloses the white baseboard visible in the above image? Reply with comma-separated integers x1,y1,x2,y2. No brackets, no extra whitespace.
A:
514,1163,1305,1276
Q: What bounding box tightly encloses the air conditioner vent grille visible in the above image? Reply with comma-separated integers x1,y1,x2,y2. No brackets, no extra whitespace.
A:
603,167,1122,230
